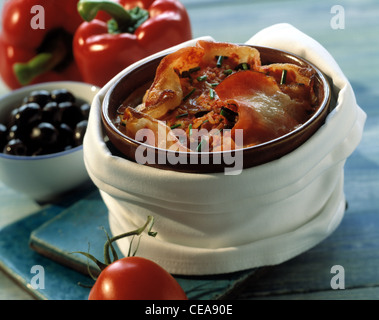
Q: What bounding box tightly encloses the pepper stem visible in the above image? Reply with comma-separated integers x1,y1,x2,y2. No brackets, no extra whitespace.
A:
13,29,71,86
77,0,149,34
13,52,64,86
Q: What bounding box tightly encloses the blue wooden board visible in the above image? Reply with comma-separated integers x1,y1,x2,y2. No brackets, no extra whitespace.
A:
0,191,94,300
0,189,258,300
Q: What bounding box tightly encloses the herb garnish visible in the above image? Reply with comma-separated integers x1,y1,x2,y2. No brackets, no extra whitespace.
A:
170,123,181,129
209,88,215,100
280,69,287,85
197,75,207,82
183,88,195,101
176,112,189,119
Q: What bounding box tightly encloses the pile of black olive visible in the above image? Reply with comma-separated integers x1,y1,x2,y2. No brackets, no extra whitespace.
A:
0,89,90,156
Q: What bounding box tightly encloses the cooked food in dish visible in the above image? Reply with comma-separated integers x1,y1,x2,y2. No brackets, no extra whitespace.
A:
117,40,319,152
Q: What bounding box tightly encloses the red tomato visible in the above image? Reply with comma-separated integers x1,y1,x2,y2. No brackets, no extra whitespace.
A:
88,256,187,300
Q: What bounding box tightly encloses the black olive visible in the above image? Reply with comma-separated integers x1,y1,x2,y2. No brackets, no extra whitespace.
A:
42,101,60,124
30,122,58,147
73,120,88,146
51,89,75,103
7,108,19,128
7,124,29,142
0,123,7,150
31,145,58,156
57,101,83,128
31,147,49,156
14,102,42,127
57,123,74,149
1,88,90,156
24,90,52,107
80,103,91,119
3,139,28,156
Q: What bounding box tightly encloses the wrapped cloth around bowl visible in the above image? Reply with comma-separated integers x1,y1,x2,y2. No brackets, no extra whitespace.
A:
83,24,366,275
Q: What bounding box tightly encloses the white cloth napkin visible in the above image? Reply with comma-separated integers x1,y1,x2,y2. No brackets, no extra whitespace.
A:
83,24,366,275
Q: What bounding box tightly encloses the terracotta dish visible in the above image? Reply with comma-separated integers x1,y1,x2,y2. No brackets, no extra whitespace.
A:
102,42,331,173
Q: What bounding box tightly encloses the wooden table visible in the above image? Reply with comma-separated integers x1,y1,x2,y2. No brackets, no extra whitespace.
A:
1,0,378,300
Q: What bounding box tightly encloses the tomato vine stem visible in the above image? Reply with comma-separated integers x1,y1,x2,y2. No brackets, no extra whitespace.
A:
103,215,157,264
73,215,157,279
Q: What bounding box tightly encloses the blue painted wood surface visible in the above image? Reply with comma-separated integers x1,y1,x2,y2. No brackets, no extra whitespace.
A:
0,193,93,300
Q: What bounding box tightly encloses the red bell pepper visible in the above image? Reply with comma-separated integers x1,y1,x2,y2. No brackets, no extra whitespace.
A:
73,0,192,87
0,0,83,89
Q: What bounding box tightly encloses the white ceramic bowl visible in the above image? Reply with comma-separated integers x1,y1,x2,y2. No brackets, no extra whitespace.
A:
0,81,99,202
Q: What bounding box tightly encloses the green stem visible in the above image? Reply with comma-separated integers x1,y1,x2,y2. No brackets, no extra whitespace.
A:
13,30,69,85
78,0,132,25
13,51,66,85
72,215,157,281
77,0,149,33
103,215,157,263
